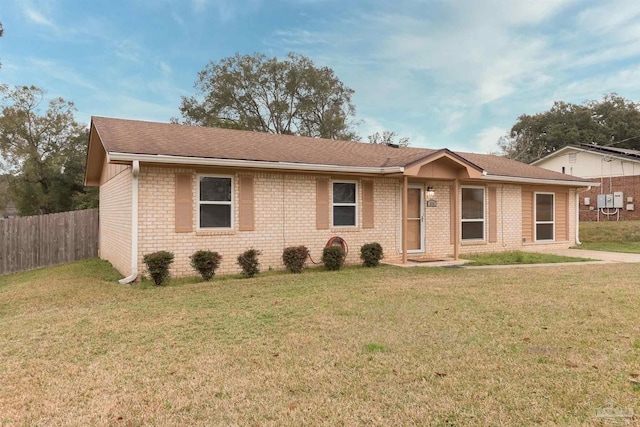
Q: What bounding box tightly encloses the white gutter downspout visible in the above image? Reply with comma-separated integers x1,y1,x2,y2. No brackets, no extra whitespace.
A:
575,186,591,245
119,161,140,284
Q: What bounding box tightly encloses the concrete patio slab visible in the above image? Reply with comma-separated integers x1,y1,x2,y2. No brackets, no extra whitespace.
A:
382,249,640,269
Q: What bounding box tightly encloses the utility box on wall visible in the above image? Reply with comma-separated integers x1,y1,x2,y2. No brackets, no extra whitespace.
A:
597,193,624,209
613,192,624,208
597,194,613,208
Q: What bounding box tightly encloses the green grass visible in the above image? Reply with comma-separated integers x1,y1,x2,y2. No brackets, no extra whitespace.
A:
577,220,640,253
464,251,591,266
1,259,639,425
364,342,389,353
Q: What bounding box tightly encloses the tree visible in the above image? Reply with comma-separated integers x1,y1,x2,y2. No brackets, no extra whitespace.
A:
367,130,409,147
178,52,358,140
500,94,640,163
0,86,97,215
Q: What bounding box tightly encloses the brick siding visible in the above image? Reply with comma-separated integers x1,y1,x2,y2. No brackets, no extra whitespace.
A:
98,166,579,278
99,167,132,276
137,167,402,277
578,175,640,221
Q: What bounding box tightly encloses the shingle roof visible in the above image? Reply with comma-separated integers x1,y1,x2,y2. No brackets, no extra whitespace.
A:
92,116,434,168
91,116,591,183
456,152,587,182
575,144,640,160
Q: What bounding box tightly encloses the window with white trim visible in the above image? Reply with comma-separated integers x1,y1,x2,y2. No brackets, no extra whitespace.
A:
461,187,485,240
535,193,554,241
332,181,357,227
198,175,233,229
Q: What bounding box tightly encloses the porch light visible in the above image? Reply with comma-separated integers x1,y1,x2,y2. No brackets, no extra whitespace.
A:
426,186,435,199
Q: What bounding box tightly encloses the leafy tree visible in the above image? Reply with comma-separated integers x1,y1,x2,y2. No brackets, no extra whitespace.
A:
0,86,97,215
178,52,358,140
367,130,409,147
500,94,640,163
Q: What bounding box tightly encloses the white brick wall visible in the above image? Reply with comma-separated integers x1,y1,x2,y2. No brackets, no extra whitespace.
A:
98,165,578,278
137,167,402,277
99,167,132,276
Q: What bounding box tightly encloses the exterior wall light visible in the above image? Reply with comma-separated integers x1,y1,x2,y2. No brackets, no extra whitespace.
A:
426,185,435,199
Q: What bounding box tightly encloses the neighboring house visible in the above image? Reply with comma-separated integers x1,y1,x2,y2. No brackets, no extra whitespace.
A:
532,144,640,221
85,117,596,281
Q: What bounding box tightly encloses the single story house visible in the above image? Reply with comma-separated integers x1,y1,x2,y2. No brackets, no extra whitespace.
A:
85,117,597,282
532,144,640,221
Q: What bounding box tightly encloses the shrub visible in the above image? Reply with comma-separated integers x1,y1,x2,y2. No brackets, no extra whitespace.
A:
143,251,174,285
282,246,309,273
190,250,222,281
237,248,261,278
360,242,384,267
322,246,345,271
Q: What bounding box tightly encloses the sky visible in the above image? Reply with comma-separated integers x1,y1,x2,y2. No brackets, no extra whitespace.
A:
2,0,640,153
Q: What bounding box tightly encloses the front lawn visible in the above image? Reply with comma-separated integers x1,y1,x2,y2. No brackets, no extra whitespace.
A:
464,251,592,266
578,220,640,253
1,260,639,425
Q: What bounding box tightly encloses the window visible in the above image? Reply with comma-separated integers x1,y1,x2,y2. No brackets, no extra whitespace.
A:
198,175,233,229
535,193,554,241
332,181,357,226
461,187,485,240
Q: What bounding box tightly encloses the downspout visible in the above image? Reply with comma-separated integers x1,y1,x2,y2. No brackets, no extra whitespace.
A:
119,160,140,284
575,186,591,245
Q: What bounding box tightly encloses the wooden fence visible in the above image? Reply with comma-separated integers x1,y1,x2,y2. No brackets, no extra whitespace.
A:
0,209,99,276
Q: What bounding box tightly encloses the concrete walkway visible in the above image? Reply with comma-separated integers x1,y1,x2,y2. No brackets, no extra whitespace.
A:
384,249,640,269
543,248,640,263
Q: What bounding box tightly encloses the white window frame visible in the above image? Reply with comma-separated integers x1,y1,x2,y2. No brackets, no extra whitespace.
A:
534,192,555,241
332,180,358,227
460,185,486,241
197,174,234,230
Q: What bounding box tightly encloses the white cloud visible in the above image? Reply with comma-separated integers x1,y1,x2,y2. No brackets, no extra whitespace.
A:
192,0,208,12
26,58,98,91
552,64,640,103
266,0,640,151
23,7,56,29
271,29,327,46
474,126,506,154
357,116,387,141
76,94,178,125
188,0,262,21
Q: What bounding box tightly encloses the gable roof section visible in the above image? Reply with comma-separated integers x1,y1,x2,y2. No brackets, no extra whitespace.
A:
87,116,594,186
92,116,433,168
532,144,640,166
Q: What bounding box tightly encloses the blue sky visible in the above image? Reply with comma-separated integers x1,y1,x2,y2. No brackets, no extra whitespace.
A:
2,0,640,153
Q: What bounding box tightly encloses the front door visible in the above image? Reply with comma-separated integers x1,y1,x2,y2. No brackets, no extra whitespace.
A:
407,186,424,253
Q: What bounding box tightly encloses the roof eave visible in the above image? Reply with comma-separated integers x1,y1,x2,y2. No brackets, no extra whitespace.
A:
107,152,405,175
531,145,640,165
530,146,576,165
481,174,599,187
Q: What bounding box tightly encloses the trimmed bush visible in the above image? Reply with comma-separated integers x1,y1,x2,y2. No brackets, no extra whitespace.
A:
282,246,309,273
190,250,222,281
143,251,174,285
360,242,384,267
237,249,261,278
322,246,345,271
